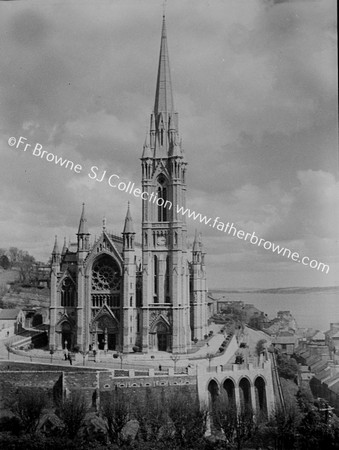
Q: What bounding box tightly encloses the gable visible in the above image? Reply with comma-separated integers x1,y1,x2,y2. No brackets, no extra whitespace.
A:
85,231,124,271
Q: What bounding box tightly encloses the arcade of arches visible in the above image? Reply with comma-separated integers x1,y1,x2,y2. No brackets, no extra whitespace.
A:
208,376,268,416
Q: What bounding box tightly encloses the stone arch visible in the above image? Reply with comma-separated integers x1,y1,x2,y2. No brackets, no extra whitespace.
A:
85,246,124,276
254,376,267,417
221,377,237,412
90,306,120,351
55,317,75,350
239,377,252,413
207,379,220,410
149,315,171,351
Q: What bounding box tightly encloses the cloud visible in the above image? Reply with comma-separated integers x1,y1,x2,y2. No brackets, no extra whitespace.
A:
0,0,336,288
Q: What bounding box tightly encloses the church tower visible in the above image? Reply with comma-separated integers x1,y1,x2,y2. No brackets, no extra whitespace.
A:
49,15,209,355
140,16,190,353
190,231,208,340
122,203,136,353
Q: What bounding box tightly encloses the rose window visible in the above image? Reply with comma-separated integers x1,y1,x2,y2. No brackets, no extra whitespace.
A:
92,259,121,291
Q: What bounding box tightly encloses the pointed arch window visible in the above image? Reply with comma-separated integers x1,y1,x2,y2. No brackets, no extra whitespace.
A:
91,256,121,310
165,256,170,303
157,174,167,222
61,278,75,307
153,255,158,302
136,276,142,307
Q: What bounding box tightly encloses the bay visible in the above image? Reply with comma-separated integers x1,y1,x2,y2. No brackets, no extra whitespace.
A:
211,287,339,332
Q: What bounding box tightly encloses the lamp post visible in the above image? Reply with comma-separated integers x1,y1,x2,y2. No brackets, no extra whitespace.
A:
80,350,89,366
170,355,180,373
206,353,213,371
119,352,125,369
5,343,10,360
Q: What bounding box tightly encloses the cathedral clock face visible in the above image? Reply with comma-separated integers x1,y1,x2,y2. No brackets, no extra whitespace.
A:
157,236,166,246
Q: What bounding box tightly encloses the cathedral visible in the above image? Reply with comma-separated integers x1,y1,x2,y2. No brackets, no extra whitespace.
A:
49,16,208,354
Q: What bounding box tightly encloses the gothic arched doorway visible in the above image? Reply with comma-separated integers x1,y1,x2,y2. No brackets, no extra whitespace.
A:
91,311,120,351
61,322,72,350
149,315,171,352
157,322,169,351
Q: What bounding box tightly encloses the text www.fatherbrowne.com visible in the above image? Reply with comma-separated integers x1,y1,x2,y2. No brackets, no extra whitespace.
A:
176,205,330,274
8,135,330,274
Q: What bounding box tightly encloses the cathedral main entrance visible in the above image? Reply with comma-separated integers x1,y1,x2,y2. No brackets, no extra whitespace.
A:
90,311,120,352
149,320,171,352
157,332,167,351
97,332,116,350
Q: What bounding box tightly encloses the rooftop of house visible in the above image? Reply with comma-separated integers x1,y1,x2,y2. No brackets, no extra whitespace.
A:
0,309,20,320
311,331,326,341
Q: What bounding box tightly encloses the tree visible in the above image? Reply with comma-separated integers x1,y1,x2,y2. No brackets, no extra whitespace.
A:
212,397,255,450
267,405,301,450
296,388,339,450
166,393,207,449
277,353,298,380
134,389,168,443
17,251,35,284
0,254,10,270
100,389,130,445
56,391,89,439
8,247,20,267
10,389,47,435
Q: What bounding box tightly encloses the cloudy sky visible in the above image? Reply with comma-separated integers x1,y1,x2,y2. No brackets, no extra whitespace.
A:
0,0,337,289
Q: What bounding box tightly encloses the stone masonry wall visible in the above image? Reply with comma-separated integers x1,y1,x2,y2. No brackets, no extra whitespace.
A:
0,366,199,415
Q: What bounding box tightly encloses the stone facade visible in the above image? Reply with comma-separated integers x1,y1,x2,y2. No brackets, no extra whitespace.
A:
197,359,276,417
48,17,208,354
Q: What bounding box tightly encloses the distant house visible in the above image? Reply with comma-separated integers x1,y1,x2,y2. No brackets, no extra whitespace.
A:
272,331,299,355
325,323,339,355
0,308,20,334
311,331,326,345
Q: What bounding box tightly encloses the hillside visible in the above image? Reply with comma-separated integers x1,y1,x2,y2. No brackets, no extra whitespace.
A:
0,268,49,309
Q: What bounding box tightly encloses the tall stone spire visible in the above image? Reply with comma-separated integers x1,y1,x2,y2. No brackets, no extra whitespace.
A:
52,235,60,265
154,15,174,117
123,203,135,251
61,237,67,256
123,202,134,234
77,203,90,252
77,203,88,235
52,235,60,256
